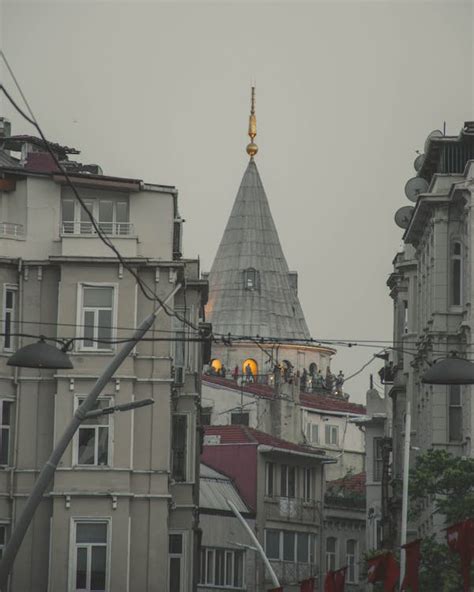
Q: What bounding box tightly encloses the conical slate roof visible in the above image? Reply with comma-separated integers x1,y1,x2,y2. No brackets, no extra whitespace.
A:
206,159,311,340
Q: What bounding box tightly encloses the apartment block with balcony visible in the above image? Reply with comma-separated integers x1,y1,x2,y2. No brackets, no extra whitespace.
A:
202,425,330,592
0,126,207,592
388,122,474,540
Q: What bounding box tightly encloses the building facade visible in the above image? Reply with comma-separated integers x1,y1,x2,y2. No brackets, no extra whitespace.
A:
0,126,207,591
388,121,474,540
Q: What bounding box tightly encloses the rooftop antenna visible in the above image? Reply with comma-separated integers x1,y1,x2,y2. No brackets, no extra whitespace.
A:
246,85,258,159
443,121,446,135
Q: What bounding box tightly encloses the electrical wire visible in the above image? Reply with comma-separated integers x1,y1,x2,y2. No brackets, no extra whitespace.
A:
0,50,200,335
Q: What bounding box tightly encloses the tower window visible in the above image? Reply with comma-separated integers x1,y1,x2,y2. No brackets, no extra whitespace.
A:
243,268,259,291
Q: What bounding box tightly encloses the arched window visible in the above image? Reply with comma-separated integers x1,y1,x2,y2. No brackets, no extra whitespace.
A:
243,268,259,291
309,362,318,376
451,241,462,305
242,358,258,378
346,539,358,583
326,537,337,571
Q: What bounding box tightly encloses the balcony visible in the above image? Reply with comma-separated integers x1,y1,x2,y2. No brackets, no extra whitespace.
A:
61,221,134,236
264,496,321,524
268,561,318,585
0,222,24,238
59,221,138,258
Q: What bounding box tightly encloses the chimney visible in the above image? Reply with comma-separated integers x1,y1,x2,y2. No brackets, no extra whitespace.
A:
0,118,11,140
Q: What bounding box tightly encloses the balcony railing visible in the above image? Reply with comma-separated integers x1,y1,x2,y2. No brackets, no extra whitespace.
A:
0,222,24,238
268,561,318,585
61,221,134,236
264,496,321,524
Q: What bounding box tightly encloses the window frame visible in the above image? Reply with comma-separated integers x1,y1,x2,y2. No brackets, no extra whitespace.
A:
265,462,274,497
280,464,297,499
325,424,339,446
69,517,111,592
2,284,17,352
169,530,187,592
326,536,338,572
373,437,384,483
198,546,245,588
0,523,8,560
306,422,319,444
303,467,312,501
230,411,250,426
264,529,316,565
73,396,113,468
450,240,463,307
448,385,463,442
171,413,195,483
61,197,130,236
76,283,118,353
346,538,358,583
0,399,13,467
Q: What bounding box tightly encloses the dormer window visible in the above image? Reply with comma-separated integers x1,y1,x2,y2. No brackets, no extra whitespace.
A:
244,268,259,291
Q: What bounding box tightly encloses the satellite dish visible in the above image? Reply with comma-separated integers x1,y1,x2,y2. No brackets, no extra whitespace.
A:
413,153,425,171
394,206,414,229
405,177,429,202
424,129,443,153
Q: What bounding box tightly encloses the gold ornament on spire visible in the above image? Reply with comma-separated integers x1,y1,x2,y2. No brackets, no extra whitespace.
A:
246,85,258,158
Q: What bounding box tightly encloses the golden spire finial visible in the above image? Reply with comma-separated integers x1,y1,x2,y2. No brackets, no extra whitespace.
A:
246,85,258,158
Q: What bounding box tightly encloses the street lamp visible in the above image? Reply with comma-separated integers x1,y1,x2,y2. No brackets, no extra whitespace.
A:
7,338,73,369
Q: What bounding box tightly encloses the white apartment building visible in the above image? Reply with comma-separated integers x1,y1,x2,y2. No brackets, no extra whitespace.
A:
0,126,207,591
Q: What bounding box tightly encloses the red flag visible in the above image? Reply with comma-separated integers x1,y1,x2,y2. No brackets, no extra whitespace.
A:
401,539,421,592
324,571,336,592
300,577,315,592
334,566,347,592
447,520,473,592
367,552,399,592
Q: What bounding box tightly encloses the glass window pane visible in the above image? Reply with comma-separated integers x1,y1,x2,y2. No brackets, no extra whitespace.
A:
62,199,75,222
449,408,463,441
91,546,106,591
76,547,87,589
98,310,112,343
215,549,225,585
97,427,109,465
78,428,96,465
76,523,107,544
169,557,181,590
4,311,11,349
200,549,206,584
5,291,13,309
225,552,233,586
288,467,296,498
450,385,461,405
233,552,243,587
0,526,6,545
281,465,288,497
169,534,182,554
206,550,214,584
0,429,9,465
2,402,11,426
327,537,336,553
84,310,95,347
283,532,295,561
99,201,113,222
297,533,309,563
266,530,280,560
84,287,113,308
116,202,128,223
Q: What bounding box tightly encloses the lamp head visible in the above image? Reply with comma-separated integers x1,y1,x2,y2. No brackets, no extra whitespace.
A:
7,339,73,369
421,353,474,385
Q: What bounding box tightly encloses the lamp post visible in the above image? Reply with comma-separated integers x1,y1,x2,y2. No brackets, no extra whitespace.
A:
0,285,181,590
398,353,474,589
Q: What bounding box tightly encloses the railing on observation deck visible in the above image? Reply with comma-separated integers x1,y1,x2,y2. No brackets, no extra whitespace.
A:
0,222,24,238
61,221,134,236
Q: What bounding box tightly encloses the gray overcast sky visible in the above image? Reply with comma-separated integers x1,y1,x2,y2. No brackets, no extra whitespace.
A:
1,0,473,402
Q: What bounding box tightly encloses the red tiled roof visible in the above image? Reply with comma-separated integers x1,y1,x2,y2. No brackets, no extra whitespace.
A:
327,471,366,494
204,425,326,457
202,374,366,415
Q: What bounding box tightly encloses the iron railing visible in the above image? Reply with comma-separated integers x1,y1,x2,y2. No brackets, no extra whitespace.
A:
61,221,134,236
268,561,318,585
0,222,24,238
264,496,321,523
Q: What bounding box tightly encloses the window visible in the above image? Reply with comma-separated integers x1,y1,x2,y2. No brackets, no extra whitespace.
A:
201,408,212,426
451,241,463,306
265,462,274,497
280,465,296,498
76,398,111,466
373,437,383,482
265,530,316,564
242,358,258,379
199,547,244,588
325,424,339,446
346,539,358,583
303,468,312,501
449,385,463,442
172,415,187,482
79,285,115,351
173,307,187,376
306,423,319,444
73,521,108,592
0,401,12,466
0,525,7,559
169,533,184,592
243,268,259,291
62,198,130,236
231,412,249,426
326,537,337,571
3,285,17,352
